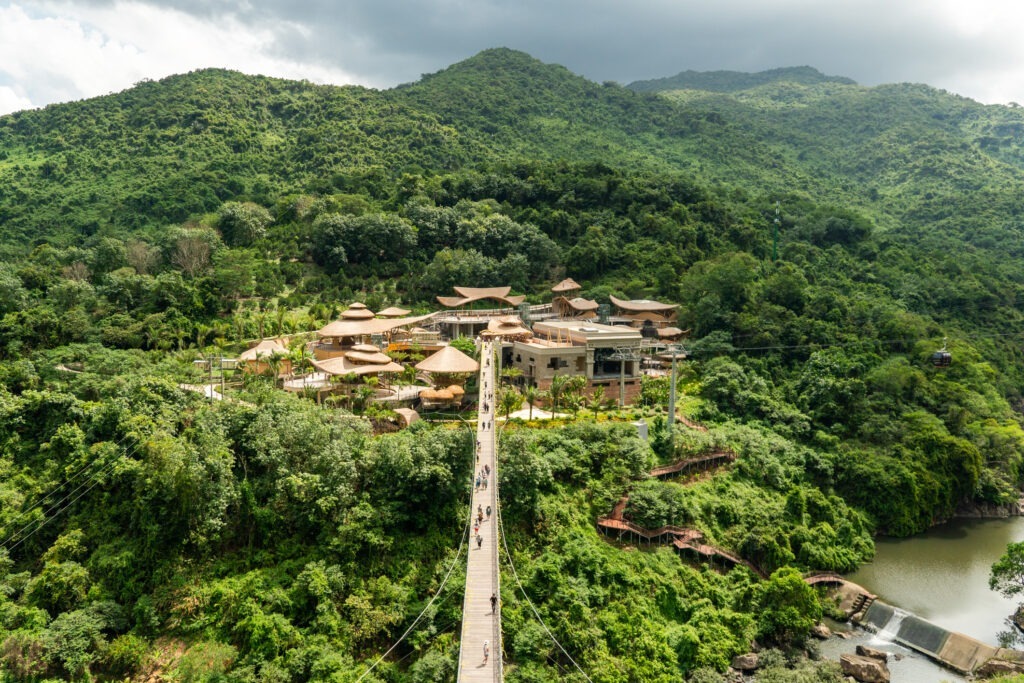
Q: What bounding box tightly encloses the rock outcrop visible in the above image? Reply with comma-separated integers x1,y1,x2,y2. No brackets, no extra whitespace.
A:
730,653,758,671
855,645,888,662
840,653,890,683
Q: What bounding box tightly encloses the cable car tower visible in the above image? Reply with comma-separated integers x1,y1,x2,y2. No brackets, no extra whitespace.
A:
772,200,780,262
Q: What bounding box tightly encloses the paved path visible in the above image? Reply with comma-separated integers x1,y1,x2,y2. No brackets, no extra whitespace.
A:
457,341,502,682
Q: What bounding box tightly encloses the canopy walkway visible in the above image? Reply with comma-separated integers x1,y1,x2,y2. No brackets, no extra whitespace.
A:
457,340,502,681
597,448,766,577
649,450,735,479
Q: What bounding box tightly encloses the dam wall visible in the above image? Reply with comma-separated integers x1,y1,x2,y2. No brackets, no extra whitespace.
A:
860,600,1003,674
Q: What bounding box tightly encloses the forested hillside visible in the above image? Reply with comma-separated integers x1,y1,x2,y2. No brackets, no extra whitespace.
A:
1,48,1024,681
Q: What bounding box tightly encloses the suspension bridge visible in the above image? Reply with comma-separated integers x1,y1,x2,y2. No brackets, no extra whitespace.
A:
457,340,502,681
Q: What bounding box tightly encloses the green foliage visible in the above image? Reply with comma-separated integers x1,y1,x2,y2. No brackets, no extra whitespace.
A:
752,568,823,645
2,48,1024,681
991,541,1024,600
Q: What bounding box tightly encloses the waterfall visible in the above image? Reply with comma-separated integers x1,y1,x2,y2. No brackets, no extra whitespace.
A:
872,607,908,643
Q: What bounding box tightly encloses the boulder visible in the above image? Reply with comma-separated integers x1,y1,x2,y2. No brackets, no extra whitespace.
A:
840,653,890,683
1013,605,1024,632
855,645,888,662
812,622,832,639
730,653,759,671
977,658,1024,677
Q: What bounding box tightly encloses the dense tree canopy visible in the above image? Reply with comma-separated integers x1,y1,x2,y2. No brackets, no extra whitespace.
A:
2,48,1024,681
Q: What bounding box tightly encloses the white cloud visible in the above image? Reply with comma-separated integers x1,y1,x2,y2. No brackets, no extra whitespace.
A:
0,85,33,115
0,1,357,115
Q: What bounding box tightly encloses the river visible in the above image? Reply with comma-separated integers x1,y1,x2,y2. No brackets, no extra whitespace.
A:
818,516,1024,682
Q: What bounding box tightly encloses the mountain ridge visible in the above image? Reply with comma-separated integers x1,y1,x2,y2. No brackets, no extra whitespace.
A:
628,65,857,93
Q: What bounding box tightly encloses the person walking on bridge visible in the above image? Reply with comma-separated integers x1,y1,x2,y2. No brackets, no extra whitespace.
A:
483,640,490,664
490,593,498,614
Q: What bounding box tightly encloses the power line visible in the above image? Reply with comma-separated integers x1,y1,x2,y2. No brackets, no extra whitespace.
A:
0,430,137,546
3,437,142,555
355,508,471,683
715,328,1024,354
495,503,594,683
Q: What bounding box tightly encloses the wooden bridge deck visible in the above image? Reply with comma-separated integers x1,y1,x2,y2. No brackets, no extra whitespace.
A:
597,447,767,577
457,341,502,682
649,450,735,478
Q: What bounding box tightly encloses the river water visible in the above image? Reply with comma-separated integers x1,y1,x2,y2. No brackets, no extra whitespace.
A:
818,516,1024,682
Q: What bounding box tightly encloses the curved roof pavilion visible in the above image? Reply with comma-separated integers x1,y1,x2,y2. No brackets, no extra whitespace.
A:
437,285,525,308
318,314,434,339
609,295,678,314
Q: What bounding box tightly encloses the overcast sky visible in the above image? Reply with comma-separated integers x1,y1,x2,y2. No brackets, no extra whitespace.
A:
2,0,1024,116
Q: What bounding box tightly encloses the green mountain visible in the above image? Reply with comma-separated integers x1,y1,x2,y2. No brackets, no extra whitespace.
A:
628,65,856,93
3,49,1024,682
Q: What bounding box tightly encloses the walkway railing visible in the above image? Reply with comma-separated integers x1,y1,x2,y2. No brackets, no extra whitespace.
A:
457,341,502,682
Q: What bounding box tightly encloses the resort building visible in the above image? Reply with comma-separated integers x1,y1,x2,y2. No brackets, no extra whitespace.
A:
314,313,433,359
508,320,643,402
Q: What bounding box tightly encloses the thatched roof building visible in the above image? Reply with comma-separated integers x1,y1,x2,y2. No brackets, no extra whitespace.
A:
437,286,526,308
551,278,582,294
377,306,412,318
238,338,289,361
481,315,532,341
415,345,480,375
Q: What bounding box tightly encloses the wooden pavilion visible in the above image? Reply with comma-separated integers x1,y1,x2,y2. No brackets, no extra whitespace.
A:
415,345,480,388
239,338,291,377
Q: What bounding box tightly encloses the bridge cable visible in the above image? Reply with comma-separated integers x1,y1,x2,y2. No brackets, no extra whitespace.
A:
0,430,138,545
3,437,144,554
495,503,594,683
355,509,470,682
2,440,140,552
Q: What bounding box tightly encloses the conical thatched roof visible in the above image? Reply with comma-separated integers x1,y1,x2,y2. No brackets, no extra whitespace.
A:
341,304,376,320
345,350,395,365
239,339,289,361
378,306,412,317
481,315,532,339
415,345,480,374
313,356,404,377
552,277,582,293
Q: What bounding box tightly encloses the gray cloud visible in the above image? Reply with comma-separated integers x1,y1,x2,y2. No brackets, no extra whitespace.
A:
6,0,1024,113
233,1,1024,100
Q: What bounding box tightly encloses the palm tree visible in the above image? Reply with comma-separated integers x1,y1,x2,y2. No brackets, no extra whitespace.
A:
195,323,212,350
232,310,247,342
275,307,286,337
264,353,284,385
285,346,301,382
549,374,569,413
501,366,523,387
565,393,583,420
588,385,606,419
499,386,524,420
523,385,540,420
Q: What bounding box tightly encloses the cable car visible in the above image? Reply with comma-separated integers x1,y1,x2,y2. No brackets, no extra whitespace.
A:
931,339,951,367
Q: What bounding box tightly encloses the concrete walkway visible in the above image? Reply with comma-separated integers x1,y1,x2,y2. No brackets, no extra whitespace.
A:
457,341,502,682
